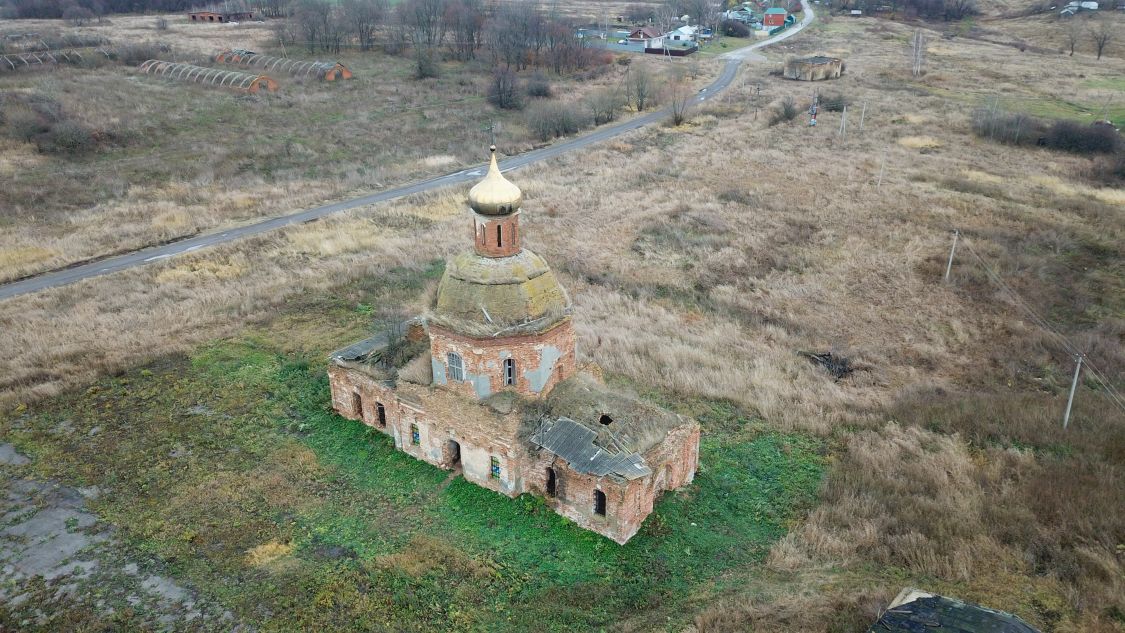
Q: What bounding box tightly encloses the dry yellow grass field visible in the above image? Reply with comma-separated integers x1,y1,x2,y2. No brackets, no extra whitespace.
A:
1,10,1123,633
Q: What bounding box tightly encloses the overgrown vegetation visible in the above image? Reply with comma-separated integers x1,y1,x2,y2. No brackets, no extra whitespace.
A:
972,107,1122,182
0,282,825,629
0,91,109,154
769,95,801,125
527,101,586,140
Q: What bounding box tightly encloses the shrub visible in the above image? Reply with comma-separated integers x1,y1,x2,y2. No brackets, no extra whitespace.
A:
769,96,800,126
970,108,1041,146
526,102,585,141
488,67,523,110
1045,120,1119,154
4,110,48,142
820,92,848,112
414,49,439,79
155,17,168,30
45,120,96,154
586,87,623,125
525,72,552,98
63,6,95,26
721,19,750,37
114,43,169,66
1087,151,1125,183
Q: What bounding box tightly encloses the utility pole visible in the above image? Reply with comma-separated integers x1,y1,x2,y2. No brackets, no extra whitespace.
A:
859,100,867,130
944,229,959,282
1063,353,1084,429
838,104,847,138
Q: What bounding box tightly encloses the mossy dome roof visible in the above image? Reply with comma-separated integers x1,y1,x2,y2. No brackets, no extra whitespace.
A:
431,249,571,334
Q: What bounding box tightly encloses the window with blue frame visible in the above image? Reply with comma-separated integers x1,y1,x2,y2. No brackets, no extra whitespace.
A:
490,456,501,479
411,423,420,445
447,352,464,382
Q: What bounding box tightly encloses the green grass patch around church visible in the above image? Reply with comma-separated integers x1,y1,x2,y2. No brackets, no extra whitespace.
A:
1,269,825,631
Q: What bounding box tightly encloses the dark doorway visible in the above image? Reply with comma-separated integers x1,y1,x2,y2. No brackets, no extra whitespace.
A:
594,489,607,516
352,392,363,418
545,467,557,497
448,440,461,466
376,402,386,427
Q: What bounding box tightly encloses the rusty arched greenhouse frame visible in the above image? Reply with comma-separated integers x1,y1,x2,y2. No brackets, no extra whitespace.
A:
214,49,352,81
138,60,279,93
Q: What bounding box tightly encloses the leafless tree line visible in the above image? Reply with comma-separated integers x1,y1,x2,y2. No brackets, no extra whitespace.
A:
280,0,603,74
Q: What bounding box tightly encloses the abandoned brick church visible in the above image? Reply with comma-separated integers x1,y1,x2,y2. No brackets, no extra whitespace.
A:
328,147,700,544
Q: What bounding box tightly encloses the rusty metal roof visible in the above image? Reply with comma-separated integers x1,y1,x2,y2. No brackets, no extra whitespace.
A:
530,417,652,480
329,333,388,362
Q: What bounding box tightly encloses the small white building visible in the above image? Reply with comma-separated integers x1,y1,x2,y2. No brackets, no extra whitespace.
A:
668,25,699,42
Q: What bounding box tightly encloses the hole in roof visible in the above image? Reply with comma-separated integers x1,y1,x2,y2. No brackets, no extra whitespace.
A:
599,414,613,426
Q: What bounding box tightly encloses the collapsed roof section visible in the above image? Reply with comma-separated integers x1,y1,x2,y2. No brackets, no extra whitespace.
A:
531,417,652,480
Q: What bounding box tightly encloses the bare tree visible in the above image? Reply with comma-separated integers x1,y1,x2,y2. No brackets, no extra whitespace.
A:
625,3,654,23
444,0,484,61
626,64,655,111
1090,20,1113,60
911,29,926,77
400,0,448,49
489,67,523,109
665,67,691,126
587,87,623,124
341,0,386,52
1064,19,1080,56
294,0,331,54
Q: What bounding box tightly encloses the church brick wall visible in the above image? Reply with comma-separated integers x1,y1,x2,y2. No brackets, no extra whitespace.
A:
328,364,527,497
428,320,576,400
473,212,521,258
523,421,701,544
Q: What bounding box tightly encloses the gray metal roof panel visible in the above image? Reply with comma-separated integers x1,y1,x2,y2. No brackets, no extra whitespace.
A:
329,333,387,362
531,417,652,480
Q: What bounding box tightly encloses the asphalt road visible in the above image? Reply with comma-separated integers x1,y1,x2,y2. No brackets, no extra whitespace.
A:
0,2,813,301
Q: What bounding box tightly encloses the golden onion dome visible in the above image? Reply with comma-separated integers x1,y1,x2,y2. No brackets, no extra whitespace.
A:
468,145,522,215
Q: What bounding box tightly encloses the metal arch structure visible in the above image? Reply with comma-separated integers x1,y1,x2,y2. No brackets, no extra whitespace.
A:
137,60,278,93
0,48,89,72
214,49,350,80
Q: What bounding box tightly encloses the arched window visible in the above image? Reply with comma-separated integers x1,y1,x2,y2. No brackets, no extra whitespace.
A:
594,489,607,516
545,467,557,497
447,352,464,382
352,392,363,419
503,358,515,386
496,224,503,247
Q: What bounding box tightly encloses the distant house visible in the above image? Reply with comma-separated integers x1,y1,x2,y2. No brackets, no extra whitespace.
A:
763,8,789,26
627,26,664,47
868,588,1041,633
188,10,253,23
723,8,757,22
668,25,699,42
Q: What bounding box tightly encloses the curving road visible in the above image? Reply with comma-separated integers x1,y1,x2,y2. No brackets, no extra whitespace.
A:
0,2,813,301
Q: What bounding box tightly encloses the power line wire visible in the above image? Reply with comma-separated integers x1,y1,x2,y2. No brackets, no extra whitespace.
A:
959,236,1125,415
